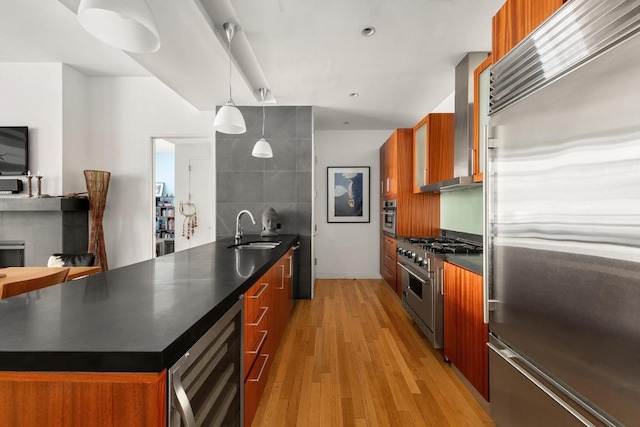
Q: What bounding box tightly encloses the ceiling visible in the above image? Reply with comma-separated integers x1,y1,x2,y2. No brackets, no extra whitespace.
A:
2,0,504,130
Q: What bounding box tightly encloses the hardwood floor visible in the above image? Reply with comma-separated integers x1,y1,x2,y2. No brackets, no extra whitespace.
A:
253,279,494,426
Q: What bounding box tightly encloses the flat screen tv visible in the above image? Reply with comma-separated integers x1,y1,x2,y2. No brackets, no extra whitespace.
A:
0,127,28,175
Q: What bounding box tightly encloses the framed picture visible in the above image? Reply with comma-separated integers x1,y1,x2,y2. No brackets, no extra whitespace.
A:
327,166,370,223
155,182,164,197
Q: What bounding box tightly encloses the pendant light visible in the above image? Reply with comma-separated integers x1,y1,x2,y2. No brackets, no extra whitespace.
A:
77,0,161,54
252,88,273,158
213,22,247,134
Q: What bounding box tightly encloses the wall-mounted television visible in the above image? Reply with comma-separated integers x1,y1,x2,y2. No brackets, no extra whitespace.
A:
0,127,28,176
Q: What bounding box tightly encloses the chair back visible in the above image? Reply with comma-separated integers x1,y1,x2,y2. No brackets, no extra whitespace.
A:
1,268,70,299
48,253,96,267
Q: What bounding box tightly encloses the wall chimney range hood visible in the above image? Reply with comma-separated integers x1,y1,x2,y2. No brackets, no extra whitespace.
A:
420,52,488,193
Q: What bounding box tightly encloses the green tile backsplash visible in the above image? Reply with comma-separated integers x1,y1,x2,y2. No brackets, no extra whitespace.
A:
440,186,483,235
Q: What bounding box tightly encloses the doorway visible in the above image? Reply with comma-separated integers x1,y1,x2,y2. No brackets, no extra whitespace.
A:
152,136,214,258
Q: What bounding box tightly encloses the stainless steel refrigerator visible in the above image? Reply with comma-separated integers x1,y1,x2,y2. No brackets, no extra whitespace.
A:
486,1,640,426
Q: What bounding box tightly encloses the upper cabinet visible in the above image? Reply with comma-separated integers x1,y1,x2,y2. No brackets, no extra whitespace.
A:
473,55,493,182
381,130,398,197
492,0,565,63
412,113,455,193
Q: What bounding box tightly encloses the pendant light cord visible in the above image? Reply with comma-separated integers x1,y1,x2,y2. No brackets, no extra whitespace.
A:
228,32,233,102
261,105,266,138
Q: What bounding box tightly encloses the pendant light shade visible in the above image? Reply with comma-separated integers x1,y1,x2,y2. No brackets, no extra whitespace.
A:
252,88,273,158
214,102,246,134
77,0,161,54
252,138,273,158
213,22,246,134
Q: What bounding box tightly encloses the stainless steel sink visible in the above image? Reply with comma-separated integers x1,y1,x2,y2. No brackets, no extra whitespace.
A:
228,241,281,250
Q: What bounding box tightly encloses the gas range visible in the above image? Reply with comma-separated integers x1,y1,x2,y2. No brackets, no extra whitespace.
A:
396,233,482,349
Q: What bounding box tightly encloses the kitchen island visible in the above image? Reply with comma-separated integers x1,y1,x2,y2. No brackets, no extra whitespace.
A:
0,234,299,426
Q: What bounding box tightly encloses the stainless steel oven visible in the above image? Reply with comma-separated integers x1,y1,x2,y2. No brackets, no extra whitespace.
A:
397,258,439,347
381,199,396,236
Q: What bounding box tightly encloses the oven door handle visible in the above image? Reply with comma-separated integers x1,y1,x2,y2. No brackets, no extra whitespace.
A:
397,262,426,284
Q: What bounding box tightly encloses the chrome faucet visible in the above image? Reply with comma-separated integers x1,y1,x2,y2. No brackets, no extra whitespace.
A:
234,210,256,243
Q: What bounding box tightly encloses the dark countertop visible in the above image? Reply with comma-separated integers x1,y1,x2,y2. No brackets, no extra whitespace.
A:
443,253,483,276
0,197,89,211
0,234,298,373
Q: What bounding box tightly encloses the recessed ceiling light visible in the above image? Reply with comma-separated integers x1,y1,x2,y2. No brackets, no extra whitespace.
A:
360,26,376,37
343,121,351,125
349,92,359,98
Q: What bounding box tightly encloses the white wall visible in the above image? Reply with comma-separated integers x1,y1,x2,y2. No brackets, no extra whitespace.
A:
314,130,392,279
62,65,89,194
174,141,214,252
0,63,63,195
87,77,214,268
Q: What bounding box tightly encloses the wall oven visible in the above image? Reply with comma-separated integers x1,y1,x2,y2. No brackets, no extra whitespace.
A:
381,199,397,236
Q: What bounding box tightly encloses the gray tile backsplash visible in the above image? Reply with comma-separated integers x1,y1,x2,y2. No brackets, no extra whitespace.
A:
217,106,313,298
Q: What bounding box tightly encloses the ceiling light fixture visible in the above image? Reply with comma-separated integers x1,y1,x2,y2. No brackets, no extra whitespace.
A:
77,0,161,53
213,22,247,135
252,88,273,158
349,92,359,98
361,26,376,37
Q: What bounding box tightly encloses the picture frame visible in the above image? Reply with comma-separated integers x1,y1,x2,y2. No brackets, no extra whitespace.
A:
327,166,370,223
155,182,164,197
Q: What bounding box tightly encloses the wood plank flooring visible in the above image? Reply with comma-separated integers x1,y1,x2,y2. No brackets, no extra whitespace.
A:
253,279,494,426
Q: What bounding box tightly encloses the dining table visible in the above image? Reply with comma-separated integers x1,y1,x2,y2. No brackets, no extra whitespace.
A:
0,266,102,299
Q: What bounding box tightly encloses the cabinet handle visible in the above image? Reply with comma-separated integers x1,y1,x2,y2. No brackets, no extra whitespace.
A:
248,306,268,327
487,343,595,426
287,255,293,278
247,353,269,382
170,369,196,427
248,282,269,299
247,330,268,355
424,168,428,185
277,264,285,289
386,177,390,192
381,180,384,194
440,268,445,296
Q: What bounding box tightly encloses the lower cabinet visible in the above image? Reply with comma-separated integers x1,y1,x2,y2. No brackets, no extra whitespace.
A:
244,249,294,426
443,262,489,401
381,235,398,295
0,371,166,426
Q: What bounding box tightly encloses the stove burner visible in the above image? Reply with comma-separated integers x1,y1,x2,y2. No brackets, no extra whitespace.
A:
401,236,483,254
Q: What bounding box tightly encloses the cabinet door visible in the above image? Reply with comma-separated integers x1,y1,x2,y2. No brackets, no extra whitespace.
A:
473,55,493,181
413,119,428,192
270,257,286,353
0,371,167,427
382,236,397,293
379,143,386,196
443,262,489,401
385,131,398,196
492,0,564,63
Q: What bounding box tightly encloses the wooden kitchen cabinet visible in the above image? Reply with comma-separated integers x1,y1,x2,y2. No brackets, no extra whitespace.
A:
473,55,493,182
244,250,294,426
492,0,565,63
380,130,399,197
443,262,489,401
382,235,398,295
0,371,166,426
412,113,455,193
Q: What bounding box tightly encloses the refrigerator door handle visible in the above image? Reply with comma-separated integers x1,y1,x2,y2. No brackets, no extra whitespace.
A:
488,342,596,427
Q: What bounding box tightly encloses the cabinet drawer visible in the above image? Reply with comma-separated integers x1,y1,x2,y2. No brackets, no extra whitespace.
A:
244,308,269,379
384,236,397,253
384,251,396,272
244,338,273,427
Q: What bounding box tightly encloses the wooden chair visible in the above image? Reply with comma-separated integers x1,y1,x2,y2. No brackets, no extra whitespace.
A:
0,268,70,299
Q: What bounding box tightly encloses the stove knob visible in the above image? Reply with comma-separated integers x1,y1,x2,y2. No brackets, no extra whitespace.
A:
416,257,423,265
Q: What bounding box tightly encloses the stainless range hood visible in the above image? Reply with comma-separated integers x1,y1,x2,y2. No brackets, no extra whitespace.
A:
420,52,488,193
